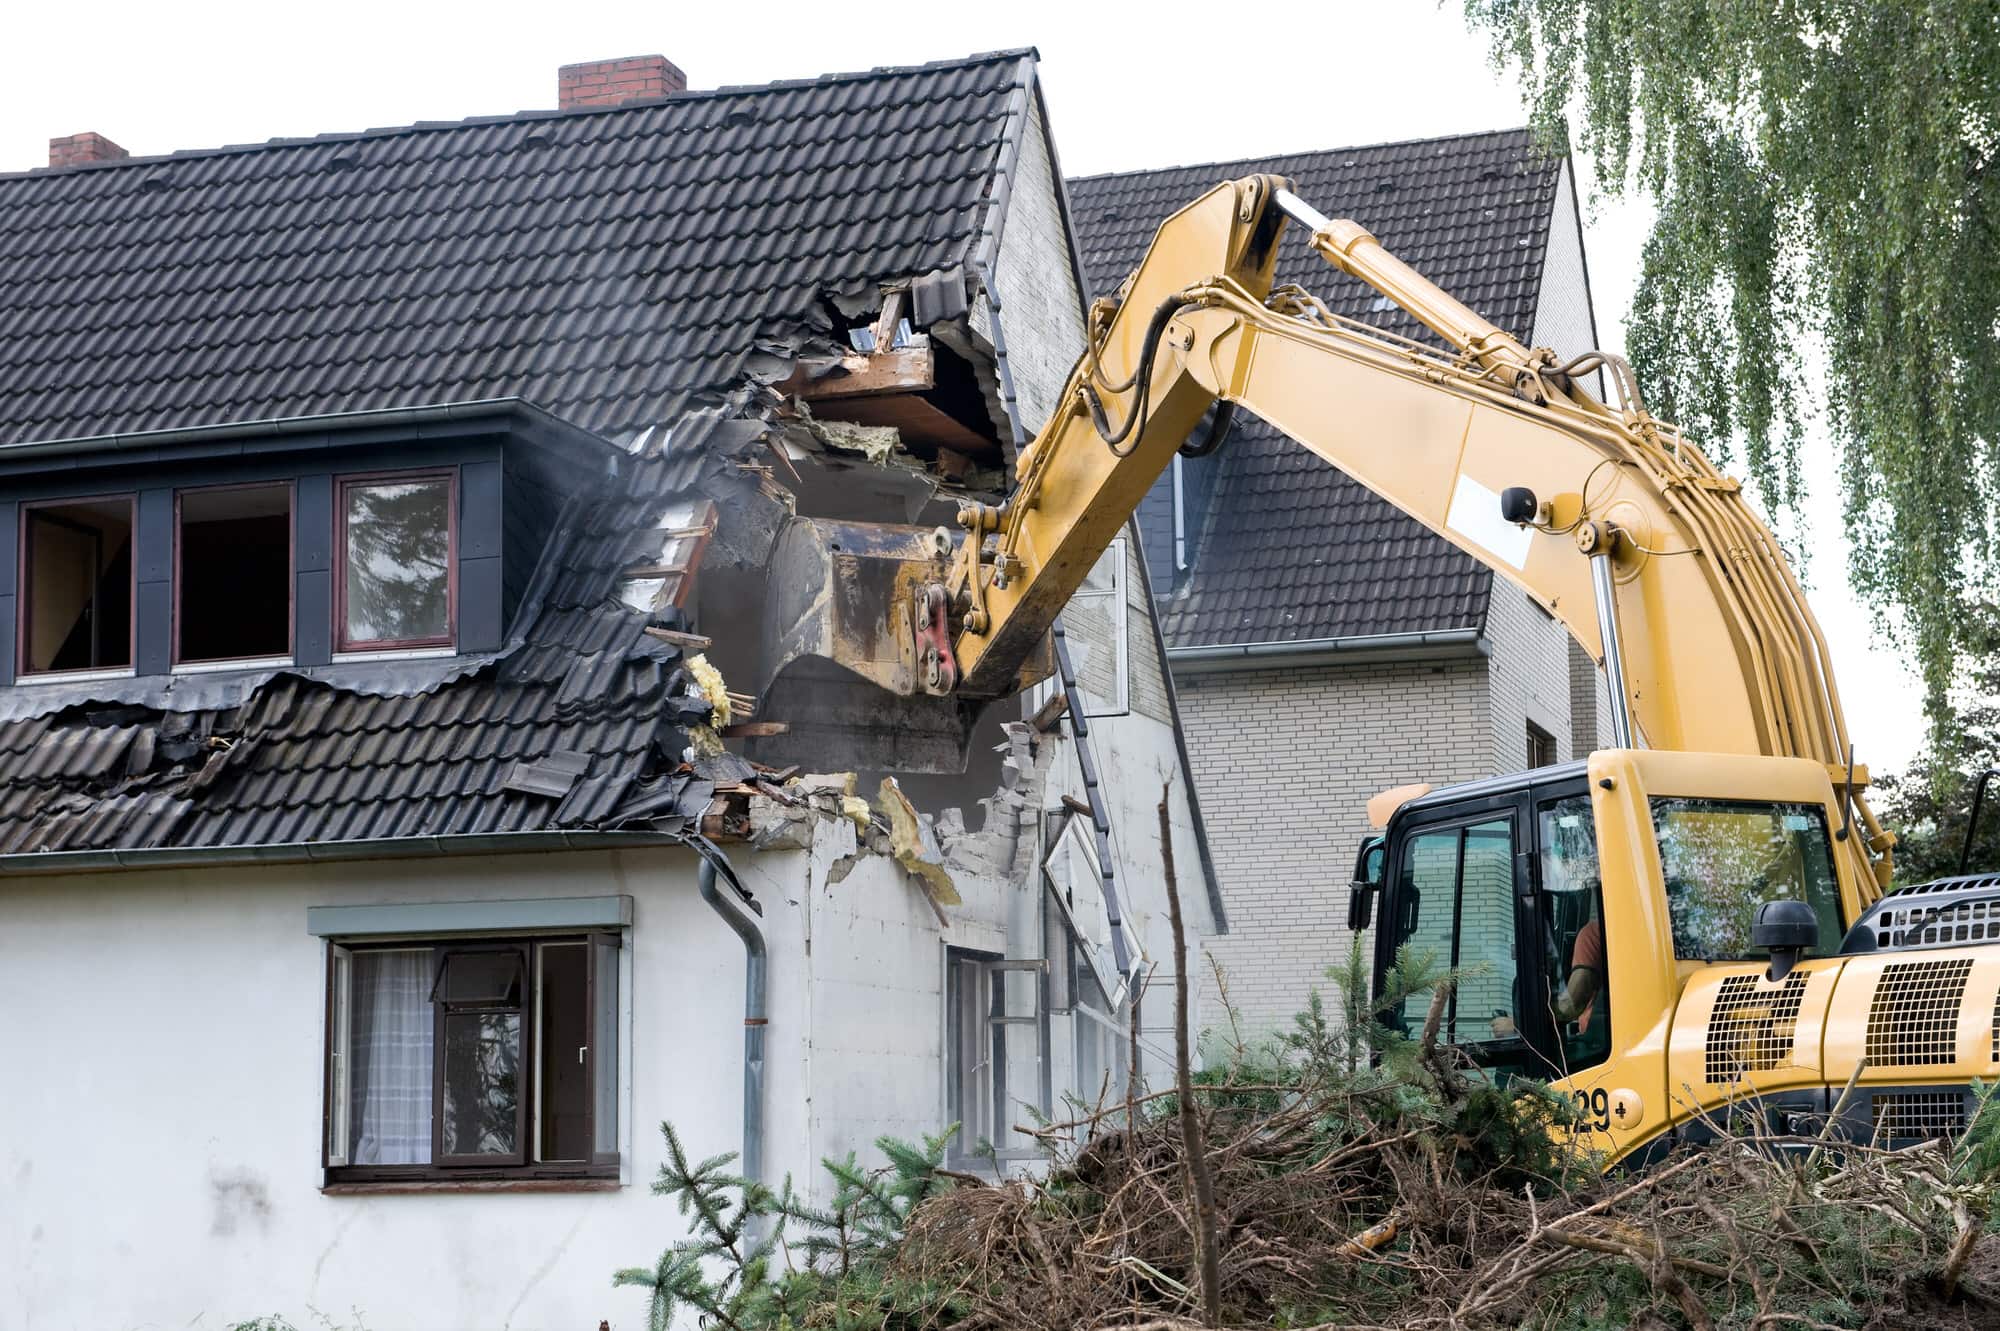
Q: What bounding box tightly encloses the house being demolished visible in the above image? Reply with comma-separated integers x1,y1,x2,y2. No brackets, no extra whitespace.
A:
0,51,1222,1329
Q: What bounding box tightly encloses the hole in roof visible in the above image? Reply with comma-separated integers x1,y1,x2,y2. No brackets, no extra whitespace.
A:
137,176,171,194
724,107,759,128
522,132,554,149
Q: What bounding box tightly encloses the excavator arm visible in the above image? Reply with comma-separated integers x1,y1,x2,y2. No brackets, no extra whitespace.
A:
763,175,1893,893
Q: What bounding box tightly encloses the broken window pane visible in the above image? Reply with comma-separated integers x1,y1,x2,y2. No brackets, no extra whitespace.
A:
177,484,291,663
20,497,133,674
339,475,452,649
441,1011,522,1158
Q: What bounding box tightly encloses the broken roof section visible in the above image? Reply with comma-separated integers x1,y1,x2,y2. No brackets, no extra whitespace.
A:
0,51,1051,859
1068,129,1563,650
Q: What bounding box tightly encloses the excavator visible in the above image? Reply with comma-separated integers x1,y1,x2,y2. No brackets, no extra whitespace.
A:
761,174,2000,1165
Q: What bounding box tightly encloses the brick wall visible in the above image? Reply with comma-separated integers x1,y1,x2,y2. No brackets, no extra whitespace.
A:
1484,584,1575,772
1567,638,1612,757
1175,656,1492,1032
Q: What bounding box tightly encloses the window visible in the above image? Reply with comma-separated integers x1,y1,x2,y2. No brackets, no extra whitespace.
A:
1537,794,1611,1071
336,471,455,652
1393,818,1519,1046
18,495,133,676
325,933,618,1179
176,483,293,665
1653,798,1843,962
1526,720,1557,769
945,948,1045,1162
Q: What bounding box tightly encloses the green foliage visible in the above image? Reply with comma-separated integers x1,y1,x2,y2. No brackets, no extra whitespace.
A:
617,1120,961,1331
1878,609,2000,880
1464,0,2000,742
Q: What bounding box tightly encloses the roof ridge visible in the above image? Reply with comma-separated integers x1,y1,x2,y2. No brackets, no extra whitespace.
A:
1067,124,1541,187
5,47,1040,182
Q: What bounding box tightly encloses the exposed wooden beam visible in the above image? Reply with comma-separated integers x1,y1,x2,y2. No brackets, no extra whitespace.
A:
782,341,935,400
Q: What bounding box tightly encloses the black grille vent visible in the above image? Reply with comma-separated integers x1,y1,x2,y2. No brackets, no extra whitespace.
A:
1871,1092,1967,1142
1865,960,1973,1066
1706,973,1809,1083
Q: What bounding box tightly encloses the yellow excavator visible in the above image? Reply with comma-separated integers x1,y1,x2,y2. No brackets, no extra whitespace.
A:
765,175,2000,1165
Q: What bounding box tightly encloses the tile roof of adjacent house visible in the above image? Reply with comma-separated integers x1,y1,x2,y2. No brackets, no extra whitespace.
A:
1067,129,1563,650
0,51,1039,859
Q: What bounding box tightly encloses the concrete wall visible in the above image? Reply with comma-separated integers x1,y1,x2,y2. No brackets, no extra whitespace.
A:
1172,654,1491,1034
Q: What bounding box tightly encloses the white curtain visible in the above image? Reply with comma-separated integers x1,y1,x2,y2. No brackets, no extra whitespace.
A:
349,949,433,1165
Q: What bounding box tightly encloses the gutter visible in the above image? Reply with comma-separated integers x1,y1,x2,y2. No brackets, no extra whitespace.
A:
0,826,698,876
1166,628,1488,674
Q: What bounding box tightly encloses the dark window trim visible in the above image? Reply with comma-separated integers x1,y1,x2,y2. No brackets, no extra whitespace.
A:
15,491,137,679
1526,720,1557,769
332,467,458,654
172,479,297,668
324,931,618,1186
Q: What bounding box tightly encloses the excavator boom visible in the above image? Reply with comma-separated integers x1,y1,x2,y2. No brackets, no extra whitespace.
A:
764,174,1892,895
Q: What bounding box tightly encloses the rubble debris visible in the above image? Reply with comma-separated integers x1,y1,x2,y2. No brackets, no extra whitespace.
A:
876,776,962,910
809,417,902,464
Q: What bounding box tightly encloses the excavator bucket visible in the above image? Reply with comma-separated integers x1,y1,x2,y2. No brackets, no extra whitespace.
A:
750,516,981,774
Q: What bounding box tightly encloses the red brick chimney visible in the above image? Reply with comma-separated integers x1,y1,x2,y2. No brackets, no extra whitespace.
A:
558,55,687,110
48,132,128,169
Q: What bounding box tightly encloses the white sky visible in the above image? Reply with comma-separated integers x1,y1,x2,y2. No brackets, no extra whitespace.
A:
0,0,1929,772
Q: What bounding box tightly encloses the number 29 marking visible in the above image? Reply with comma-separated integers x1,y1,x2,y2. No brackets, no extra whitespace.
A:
1571,1087,1612,1132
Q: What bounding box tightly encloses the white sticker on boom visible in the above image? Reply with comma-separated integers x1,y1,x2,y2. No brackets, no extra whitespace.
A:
1445,474,1534,571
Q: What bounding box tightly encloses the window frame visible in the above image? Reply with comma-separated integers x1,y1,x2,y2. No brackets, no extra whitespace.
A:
1526,720,1557,769
172,479,297,669
944,946,1048,1165
1069,535,1129,717
15,491,138,680
332,467,458,654
321,931,620,1185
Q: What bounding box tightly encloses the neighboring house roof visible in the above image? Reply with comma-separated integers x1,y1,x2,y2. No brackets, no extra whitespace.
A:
1068,129,1562,650
0,51,1040,857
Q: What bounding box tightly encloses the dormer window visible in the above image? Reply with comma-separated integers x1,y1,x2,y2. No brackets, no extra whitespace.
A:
18,495,134,677
176,482,294,667
336,471,456,653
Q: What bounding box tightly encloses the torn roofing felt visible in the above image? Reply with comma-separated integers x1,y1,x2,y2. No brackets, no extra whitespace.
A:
0,51,1045,856
1068,129,1563,651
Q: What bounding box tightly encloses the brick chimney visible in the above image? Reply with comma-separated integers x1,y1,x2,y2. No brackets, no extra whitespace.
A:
48,132,128,169
558,55,687,110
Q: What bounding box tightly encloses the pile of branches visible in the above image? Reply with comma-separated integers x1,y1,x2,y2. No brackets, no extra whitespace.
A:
618,952,2000,1331
884,974,2000,1331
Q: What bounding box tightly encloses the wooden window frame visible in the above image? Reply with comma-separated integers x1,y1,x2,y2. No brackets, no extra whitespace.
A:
322,932,620,1186
172,480,297,668
332,467,458,654
15,492,138,679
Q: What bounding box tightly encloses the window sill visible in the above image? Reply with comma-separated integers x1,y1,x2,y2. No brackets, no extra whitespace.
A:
330,646,457,664
322,1177,620,1196
14,667,136,686
172,656,294,676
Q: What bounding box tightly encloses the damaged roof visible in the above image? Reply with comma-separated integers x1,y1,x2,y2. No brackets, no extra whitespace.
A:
1068,129,1563,650
0,50,1036,447
0,51,1043,859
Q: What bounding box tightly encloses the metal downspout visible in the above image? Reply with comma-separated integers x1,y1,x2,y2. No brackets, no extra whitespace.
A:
695,843,766,1187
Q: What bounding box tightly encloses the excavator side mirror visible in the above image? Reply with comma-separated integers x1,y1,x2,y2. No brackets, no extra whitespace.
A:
1753,899,1819,982
1347,838,1385,931
1499,486,1540,525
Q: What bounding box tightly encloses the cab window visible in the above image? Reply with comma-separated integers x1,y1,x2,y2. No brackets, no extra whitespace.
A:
1537,795,1611,1072
1652,798,1842,961
1394,818,1517,1044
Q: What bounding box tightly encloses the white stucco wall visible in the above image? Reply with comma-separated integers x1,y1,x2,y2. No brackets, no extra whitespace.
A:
0,845,815,1330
